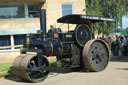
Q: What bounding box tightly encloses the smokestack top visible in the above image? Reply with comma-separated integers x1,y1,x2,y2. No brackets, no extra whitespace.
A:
40,9,46,41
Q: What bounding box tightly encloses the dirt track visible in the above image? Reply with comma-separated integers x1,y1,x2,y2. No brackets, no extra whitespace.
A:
0,57,128,85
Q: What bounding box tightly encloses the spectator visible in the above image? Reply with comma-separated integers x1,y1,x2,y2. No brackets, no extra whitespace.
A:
114,36,121,56
111,36,117,56
126,36,128,56
121,37,127,56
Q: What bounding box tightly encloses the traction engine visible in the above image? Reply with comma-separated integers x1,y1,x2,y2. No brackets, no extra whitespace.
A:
12,9,114,82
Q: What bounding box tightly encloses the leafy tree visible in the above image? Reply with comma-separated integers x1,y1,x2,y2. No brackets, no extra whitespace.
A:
86,0,128,35
126,27,128,33
114,28,125,32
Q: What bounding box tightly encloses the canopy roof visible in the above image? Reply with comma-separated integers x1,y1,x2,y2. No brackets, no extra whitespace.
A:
120,32,128,36
57,14,114,24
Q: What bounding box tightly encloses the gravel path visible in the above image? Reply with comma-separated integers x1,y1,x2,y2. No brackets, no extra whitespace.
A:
0,57,128,85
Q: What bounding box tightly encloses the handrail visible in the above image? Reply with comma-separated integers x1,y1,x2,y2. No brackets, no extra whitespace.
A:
0,45,23,49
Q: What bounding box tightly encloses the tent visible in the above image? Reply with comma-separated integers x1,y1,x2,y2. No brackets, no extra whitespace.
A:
120,32,128,36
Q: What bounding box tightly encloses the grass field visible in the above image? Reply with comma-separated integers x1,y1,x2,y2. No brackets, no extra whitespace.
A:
0,59,56,78
0,63,13,77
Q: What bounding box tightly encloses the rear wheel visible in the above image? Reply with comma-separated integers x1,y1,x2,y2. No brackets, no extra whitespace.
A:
82,39,110,72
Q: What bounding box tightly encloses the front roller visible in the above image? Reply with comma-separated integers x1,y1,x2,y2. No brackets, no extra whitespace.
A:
82,39,110,72
12,54,50,82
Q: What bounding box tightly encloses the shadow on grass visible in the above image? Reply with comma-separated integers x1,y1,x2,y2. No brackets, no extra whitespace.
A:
0,69,13,78
4,69,30,83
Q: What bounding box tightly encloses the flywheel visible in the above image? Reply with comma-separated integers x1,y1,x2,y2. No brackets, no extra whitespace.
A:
75,24,92,47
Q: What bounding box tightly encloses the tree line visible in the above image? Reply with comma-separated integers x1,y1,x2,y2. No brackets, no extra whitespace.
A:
114,28,128,33
86,0,128,35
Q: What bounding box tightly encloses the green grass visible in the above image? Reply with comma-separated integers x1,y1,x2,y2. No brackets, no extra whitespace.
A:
49,59,57,68
0,71,14,77
0,63,13,77
0,63,12,72
0,59,57,78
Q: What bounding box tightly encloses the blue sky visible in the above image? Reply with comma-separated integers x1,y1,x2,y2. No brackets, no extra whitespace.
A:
122,16,128,29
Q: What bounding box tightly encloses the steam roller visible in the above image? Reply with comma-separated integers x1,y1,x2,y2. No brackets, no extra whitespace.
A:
13,54,49,82
12,9,114,82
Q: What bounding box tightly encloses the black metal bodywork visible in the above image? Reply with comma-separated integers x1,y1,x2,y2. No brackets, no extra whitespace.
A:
25,29,81,68
13,9,114,82
21,9,113,68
